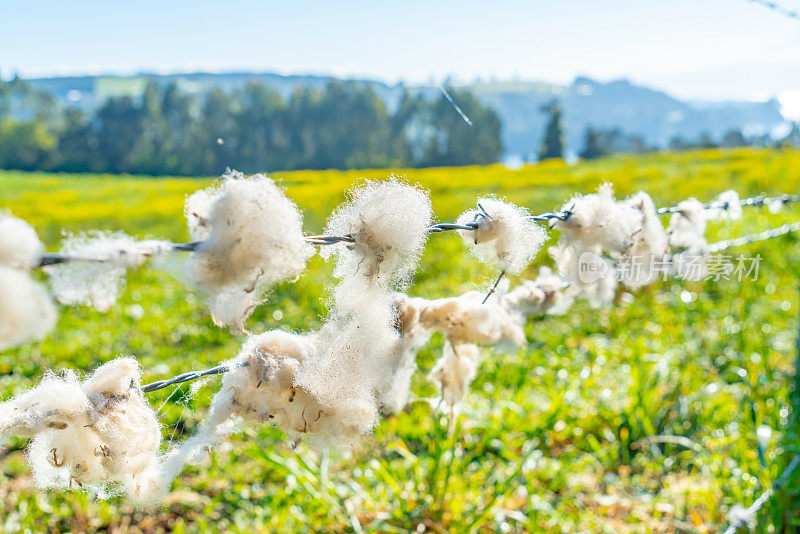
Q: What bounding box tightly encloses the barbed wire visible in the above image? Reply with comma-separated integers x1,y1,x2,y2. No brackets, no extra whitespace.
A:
32,193,800,267
749,0,800,20
140,361,247,393
138,218,800,394
704,221,800,253
722,453,800,534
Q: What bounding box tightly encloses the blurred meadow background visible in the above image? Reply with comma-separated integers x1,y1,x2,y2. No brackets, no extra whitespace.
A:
2,0,800,532
1,149,800,532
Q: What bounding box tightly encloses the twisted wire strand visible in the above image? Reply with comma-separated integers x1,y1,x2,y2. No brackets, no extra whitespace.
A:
138,219,800,394
722,453,800,534
141,361,248,393
704,221,800,254
33,193,800,266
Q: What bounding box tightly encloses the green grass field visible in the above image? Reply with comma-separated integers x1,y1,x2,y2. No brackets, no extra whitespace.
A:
1,148,800,533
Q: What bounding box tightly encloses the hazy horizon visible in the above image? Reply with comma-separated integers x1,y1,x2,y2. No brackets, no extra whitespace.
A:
3,0,798,106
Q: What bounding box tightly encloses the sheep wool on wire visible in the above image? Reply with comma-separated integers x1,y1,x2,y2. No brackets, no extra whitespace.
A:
381,294,435,413
548,184,640,307
666,197,708,252
0,266,58,351
549,241,617,309
429,342,481,415
552,184,642,255
712,189,743,220
502,266,571,316
406,289,527,348
320,178,433,290
618,191,669,288
142,330,331,501
0,358,162,504
0,214,58,350
0,213,43,269
455,197,546,275
388,288,527,413
296,180,433,435
45,231,172,312
185,170,314,330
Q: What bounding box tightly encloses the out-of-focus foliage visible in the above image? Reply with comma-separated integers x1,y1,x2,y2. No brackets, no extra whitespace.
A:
0,148,799,532
0,79,502,175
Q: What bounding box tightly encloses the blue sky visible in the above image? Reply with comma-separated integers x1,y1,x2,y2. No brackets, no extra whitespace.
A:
2,0,799,102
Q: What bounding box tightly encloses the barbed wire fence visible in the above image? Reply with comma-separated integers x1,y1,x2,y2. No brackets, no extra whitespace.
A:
5,180,800,530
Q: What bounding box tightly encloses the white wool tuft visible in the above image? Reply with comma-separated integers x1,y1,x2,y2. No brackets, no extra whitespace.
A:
143,330,327,500
667,198,707,252
46,231,172,312
0,266,57,351
553,184,641,255
712,190,743,220
185,171,314,328
767,198,784,214
381,294,434,413
503,266,570,316
385,288,526,412
455,197,545,275
149,181,434,496
429,342,481,414
294,180,432,430
618,191,669,288
408,290,527,348
320,179,433,289
0,358,162,504
549,242,617,309
0,213,43,270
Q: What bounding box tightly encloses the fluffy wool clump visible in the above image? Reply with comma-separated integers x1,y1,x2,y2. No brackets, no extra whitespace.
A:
548,185,646,307
381,295,435,413
46,231,172,312
320,178,433,290
667,197,708,252
404,290,527,348
296,180,433,434
553,184,642,255
385,289,527,413
712,190,743,220
0,214,57,351
455,197,546,275
0,358,162,504
429,342,480,415
0,213,43,269
618,191,669,288
185,171,314,330
145,181,435,499
145,330,327,499
0,266,58,351
503,266,571,316
549,241,617,309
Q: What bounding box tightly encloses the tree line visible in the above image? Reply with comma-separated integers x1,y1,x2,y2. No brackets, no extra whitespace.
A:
0,78,503,175
537,99,800,161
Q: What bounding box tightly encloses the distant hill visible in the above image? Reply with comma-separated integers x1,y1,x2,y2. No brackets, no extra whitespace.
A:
24,72,788,160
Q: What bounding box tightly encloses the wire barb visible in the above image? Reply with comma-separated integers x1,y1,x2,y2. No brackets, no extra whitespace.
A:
482,269,507,304
140,361,249,393
721,453,800,534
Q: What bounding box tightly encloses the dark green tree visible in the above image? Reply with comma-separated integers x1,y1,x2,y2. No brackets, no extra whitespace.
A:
54,108,96,172
0,118,57,171
418,87,502,167
579,126,604,160
538,100,565,161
